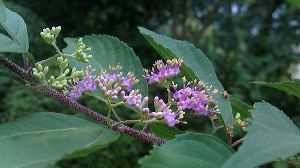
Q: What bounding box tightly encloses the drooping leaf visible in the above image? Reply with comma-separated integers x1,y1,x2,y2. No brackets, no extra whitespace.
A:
0,0,29,53
139,133,234,168
253,80,300,98
230,98,252,119
0,112,119,168
63,34,148,97
222,102,300,168
149,122,182,140
138,27,233,125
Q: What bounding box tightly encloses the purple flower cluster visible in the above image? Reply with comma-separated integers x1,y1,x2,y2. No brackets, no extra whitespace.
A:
150,96,185,127
120,90,149,114
67,70,96,100
172,80,215,116
61,60,217,128
95,65,139,99
144,59,182,84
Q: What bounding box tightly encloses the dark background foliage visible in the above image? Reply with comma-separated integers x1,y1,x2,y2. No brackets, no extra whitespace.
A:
0,0,299,167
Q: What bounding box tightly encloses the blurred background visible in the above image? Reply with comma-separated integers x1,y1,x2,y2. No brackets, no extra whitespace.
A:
0,0,300,167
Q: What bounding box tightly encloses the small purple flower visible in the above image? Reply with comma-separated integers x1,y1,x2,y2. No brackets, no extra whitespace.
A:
150,97,185,127
153,96,166,111
120,72,138,92
95,65,138,99
67,70,96,100
163,108,178,127
121,90,149,113
172,80,215,116
144,59,182,84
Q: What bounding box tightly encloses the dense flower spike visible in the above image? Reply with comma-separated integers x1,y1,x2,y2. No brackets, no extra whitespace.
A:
144,58,182,84
172,78,216,116
66,69,96,100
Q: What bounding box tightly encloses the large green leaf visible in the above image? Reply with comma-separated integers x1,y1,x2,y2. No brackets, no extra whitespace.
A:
253,80,300,98
0,112,119,168
0,0,29,53
222,102,300,168
139,133,234,168
63,34,148,97
138,27,233,125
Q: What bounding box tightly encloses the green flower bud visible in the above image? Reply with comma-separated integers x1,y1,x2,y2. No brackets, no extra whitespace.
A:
37,64,43,71
48,76,55,84
51,26,61,38
70,70,84,78
33,72,41,80
56,74,66,81
32,68,38,73
64,69,70,75
43,66,49,75
71,67,77,73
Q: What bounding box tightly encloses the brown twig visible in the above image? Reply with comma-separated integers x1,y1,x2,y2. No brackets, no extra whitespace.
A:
231,138,244,148
0,54,166,145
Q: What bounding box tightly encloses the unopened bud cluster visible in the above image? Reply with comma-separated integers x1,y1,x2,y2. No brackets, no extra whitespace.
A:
74,38,92,62
32,64,49,80
34,26,93,89
32,56,84,89
40,26,61,45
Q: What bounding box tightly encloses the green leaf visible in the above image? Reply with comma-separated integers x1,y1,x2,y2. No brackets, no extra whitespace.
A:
138,27,233,125
230,98,252,119
149,122,182,140
0,112,119,168
139,133,234,168
0,0,29,53
63,34,148,97
253,80,300,98
222,102,300,168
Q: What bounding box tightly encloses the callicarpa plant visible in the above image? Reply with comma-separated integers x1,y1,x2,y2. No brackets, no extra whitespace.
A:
0,1,300,168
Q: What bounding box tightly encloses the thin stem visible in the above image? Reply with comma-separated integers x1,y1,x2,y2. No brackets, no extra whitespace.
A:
164,81,172,103
113,118,159,127
107,106,111,127
113,119,142,126
52,43,63,55
227,131,233,145
231,138,244,148
111,108,122,122
22,54,29,70
111,102,125,108
35,54,59,66
209,116,217,135
142,122,150,132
